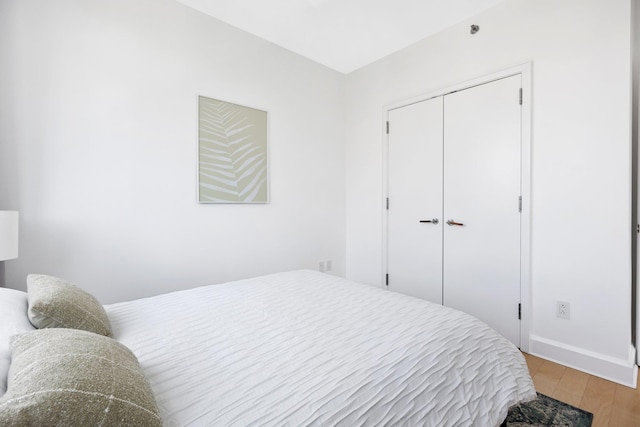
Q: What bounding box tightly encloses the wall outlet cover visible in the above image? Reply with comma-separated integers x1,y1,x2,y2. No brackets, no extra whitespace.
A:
556,301,570,320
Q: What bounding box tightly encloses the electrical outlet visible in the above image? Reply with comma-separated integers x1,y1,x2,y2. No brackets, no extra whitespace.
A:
326,259,333,271
557,301,570,320
318,261,326,273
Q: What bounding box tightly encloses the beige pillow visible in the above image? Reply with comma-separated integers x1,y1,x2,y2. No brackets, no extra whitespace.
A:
27,274,112,337
0,328,161,426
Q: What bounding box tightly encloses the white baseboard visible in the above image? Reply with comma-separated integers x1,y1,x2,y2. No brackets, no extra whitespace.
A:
529,335,638,388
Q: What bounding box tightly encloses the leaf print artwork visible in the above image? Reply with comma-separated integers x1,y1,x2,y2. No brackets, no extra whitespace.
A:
198,96,268,203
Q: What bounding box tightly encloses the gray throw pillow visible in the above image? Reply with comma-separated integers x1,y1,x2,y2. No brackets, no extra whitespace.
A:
27,274,112,337
0,328,161,426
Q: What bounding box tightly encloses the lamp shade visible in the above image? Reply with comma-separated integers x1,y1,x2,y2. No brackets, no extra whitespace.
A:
0,211,19,261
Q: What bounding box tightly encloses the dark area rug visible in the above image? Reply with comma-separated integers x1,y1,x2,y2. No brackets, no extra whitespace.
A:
505,393,593,427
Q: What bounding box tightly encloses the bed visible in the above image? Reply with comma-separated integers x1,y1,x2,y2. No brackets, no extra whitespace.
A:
1,270,535,426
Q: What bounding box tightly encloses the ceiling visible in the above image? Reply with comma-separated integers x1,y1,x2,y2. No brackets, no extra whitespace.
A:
175,0,507,74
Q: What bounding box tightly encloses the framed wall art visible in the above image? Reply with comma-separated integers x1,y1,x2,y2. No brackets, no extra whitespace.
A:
198,96,269,203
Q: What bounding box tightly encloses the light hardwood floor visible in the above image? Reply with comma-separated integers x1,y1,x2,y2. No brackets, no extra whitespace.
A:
523,353,640,426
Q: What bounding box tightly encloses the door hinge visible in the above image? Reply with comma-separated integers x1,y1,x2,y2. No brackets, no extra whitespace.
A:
519,88,523,105
385,273,389,286
518,196,522,213
386,121,389,134
386,197,389,210
518,303,521,320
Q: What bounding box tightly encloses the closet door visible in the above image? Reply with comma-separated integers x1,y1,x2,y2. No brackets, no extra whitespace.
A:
387,98,443,303
443,75,522,346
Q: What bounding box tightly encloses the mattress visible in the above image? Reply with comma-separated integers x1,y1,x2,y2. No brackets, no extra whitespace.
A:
105,270,535,426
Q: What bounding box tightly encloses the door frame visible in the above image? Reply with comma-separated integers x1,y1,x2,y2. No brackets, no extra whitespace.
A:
381,63,532,352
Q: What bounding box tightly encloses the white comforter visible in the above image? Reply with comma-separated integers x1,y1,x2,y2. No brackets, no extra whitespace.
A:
105,270,535,426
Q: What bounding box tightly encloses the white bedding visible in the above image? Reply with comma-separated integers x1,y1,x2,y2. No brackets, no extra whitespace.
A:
105,270,535,426
0,288,36,397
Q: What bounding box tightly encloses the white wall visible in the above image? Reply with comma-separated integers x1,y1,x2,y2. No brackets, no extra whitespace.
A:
345,0,636,385
0,0,346,303
634,0,640,365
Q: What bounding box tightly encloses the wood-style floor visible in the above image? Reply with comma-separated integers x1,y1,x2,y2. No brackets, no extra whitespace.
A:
523,353,640,426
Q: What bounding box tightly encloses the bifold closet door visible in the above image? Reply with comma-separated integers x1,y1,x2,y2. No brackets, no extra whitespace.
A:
443,75,522,346
387,97,443,304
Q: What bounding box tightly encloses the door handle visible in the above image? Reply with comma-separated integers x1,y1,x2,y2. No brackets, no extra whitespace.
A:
419,218,439,224
446,220,464,226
